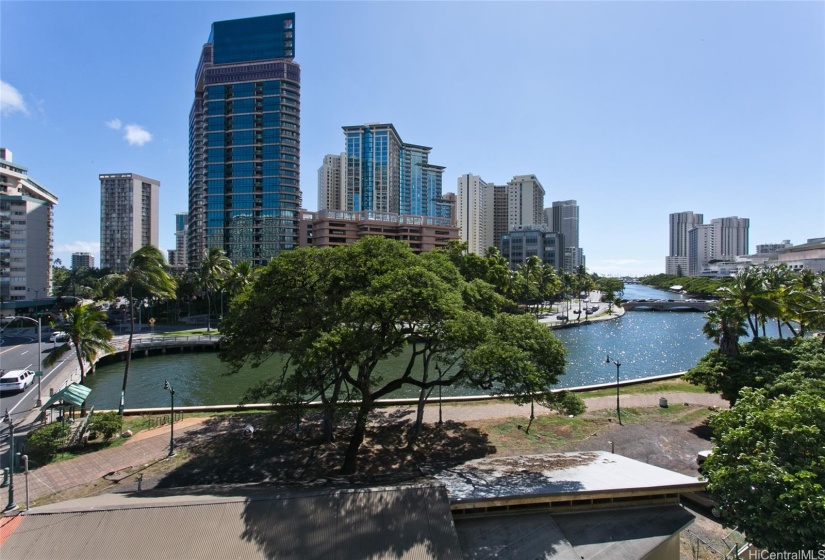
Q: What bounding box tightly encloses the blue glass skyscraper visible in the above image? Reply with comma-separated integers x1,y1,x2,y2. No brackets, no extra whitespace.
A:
189,13,301,267
342,123,447,218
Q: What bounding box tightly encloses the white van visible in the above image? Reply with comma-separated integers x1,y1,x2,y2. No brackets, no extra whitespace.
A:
0,369,35,393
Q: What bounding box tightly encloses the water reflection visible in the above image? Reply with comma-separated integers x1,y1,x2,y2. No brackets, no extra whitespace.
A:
86,284,754,409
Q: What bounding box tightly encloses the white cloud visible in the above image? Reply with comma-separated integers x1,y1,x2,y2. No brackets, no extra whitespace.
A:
1,80,29,116
55,241,100,254
124,123,152,146
105,118,122,130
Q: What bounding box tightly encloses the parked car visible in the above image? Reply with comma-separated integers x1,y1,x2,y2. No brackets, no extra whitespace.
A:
50,331,70,343
0,369,35,393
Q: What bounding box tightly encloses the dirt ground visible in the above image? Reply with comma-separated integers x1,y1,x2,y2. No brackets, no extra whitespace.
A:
38,398,737,559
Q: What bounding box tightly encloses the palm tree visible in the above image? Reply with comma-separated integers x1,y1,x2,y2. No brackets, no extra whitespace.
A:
702,304,748,356
199,247,232,332
225,260,255,299
100,245,176,414
717,267,780,339
43,303,115,416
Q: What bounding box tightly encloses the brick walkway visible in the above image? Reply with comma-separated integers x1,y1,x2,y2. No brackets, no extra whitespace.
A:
16,419,208,504
5,391,727,508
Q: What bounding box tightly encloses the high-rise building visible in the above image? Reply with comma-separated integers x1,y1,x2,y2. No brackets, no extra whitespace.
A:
506,175,545,231
712,216,749,258
99,173,160,272
71,252,94,270
667,211,703,276
684,216,750,276
548,200,580,272
189,13,301,268
0,148,58,301
456,173,496,255
169,212,188,271
688,224,715,277
318,153,346,211
342,123,447,218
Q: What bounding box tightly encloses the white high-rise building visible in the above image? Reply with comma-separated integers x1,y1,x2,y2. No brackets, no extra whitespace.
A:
688,224,716,277
506,175,545,231
0,148,58,301
99,173,160,272
667,211,703,275
456,173,496,255
712,216,749,258
318,153,346,211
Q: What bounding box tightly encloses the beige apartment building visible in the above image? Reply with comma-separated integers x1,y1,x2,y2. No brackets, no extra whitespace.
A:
99,173,159,272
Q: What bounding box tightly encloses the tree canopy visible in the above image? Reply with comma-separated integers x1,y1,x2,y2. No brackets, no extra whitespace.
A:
219,237,567,474
704,385,825,551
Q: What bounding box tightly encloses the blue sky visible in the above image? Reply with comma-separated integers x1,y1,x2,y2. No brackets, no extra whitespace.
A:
2,1,823,276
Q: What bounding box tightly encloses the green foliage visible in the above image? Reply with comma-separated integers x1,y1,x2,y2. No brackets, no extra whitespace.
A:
219,237,568,472
548,391,587,416
88,411,123,440
704,387,825,551
464,314,566,404
26,423,72,461
685,337,822,404
640,274,730,298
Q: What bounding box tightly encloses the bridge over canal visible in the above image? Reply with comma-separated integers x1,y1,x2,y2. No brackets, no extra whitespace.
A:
622,299,716,312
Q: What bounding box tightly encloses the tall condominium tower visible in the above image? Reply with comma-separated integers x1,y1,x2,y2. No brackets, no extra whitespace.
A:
0,148,58,301
506,175,545,231
189,13,301,268
342,123,447,218
712,216,749,258
317,153,346,211
456,173,495,255
99,173,160,272
667,211,703,276
548,200,581,272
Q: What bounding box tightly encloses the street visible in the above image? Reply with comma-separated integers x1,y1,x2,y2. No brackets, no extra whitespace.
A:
0,330,75,455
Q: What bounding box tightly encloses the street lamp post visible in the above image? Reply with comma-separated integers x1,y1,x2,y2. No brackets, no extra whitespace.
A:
605,354,623,426
3,409,17,512
163,380,176,457
10,316,42,407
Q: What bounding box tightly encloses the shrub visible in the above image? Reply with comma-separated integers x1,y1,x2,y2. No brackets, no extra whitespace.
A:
26,423,71,461
549,391,587,416
88,411,122,441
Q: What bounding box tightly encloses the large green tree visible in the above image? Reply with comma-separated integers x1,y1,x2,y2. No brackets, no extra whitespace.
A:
42,303,115,416
704,386,825,551
220,237,567,474
100,245,176,414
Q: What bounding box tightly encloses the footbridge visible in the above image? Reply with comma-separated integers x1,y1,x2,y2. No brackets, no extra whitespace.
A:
622,300,716,312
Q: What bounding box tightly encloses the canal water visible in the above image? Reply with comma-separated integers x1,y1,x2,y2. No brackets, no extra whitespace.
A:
84,284,753,409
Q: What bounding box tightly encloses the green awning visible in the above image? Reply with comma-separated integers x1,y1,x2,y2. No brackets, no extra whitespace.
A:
40,383,92,409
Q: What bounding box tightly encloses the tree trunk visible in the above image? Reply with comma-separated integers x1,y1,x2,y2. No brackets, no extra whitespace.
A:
342,396,372,474
321,376,343,443
408,352,433,446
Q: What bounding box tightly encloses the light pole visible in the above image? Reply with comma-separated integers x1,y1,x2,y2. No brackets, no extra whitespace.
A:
10,316,42,407
163,380,176,457
27,287,46,301
605,355,622,425
3,409,17,512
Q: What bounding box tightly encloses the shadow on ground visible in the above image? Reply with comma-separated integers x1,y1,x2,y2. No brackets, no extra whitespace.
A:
155,410,496,488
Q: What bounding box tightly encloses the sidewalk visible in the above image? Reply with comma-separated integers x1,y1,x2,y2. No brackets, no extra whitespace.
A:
0,390,727,509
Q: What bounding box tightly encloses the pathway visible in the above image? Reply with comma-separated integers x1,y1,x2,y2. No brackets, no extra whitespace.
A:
1,391,727,509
